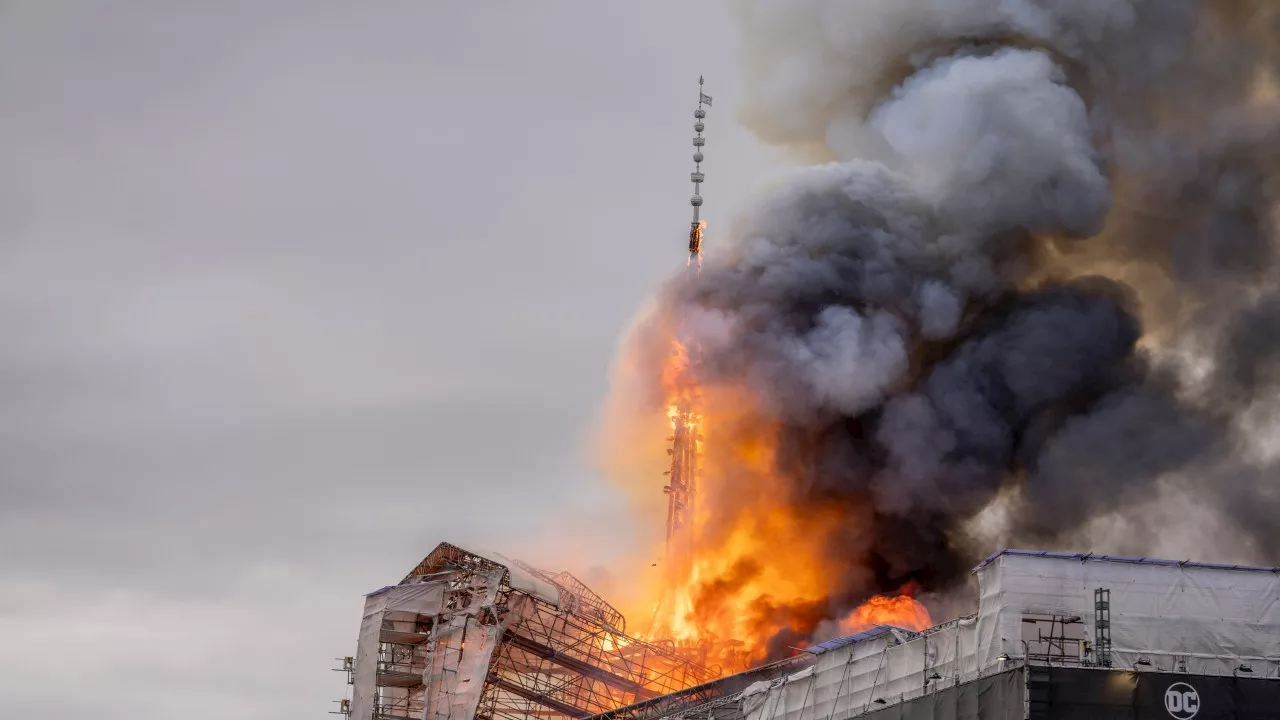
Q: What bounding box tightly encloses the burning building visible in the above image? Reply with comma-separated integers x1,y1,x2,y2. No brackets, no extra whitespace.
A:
336,547,1280,719
592,550,1280,720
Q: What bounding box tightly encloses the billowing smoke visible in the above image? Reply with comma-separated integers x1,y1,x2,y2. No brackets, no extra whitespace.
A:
610,0,1280,657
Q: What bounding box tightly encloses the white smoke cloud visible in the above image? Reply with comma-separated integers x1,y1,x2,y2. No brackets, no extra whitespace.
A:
731,0,1159,155
871,49,1109,237
782,306,908,415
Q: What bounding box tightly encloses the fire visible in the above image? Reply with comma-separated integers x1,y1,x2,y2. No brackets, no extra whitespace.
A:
830,594,933,639
612,319,933,675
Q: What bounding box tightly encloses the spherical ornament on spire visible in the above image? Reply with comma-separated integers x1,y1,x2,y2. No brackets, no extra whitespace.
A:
693,152,704,163
690,195,703,207
695,121,705,132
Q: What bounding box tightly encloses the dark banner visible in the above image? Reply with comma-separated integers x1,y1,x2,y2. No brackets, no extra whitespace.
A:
1037,667,1280,720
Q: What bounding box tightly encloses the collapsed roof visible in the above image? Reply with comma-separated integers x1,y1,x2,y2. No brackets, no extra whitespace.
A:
349,542,713,720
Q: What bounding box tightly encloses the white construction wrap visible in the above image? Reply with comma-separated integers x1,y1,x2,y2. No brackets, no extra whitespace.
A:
978,551,1280,678
734,551,1280,720
481,549,562,607
351,583,447,720
740,622,990,720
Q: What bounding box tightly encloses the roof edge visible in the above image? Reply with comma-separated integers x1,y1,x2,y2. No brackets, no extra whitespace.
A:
971,548,1280,575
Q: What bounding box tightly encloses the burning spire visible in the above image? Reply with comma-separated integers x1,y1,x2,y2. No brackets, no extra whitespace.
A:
656,79,711,635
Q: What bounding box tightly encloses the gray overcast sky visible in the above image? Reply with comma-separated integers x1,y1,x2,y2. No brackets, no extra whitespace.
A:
0,2,768,717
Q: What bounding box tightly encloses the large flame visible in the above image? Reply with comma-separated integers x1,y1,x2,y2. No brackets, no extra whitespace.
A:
613,321,932,675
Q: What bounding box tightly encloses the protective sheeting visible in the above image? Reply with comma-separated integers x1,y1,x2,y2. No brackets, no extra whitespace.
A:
350,574,509,720
859,669,1023,720
977,551,1280,677
351,583,446,720
422,605,505,720
473,549,562,608
739,660,1022,720
740,619,992,720
714,551,1280,720
421,566,508,720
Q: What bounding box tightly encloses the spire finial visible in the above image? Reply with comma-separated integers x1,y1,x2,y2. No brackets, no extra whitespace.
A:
688,78,708,265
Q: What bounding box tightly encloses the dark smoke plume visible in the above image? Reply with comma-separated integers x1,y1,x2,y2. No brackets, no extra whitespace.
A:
617,0,1280,653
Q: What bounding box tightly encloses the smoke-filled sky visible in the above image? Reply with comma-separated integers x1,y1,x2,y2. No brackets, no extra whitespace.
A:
9,0,1280,715
606,0,1280,659
0,3,766,717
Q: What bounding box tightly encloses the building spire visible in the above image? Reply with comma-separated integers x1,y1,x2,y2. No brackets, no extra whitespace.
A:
659,77,710,627
688,78,710,270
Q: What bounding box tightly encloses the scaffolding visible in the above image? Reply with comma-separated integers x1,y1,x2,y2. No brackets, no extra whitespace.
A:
344,543,714,720
1093,587,1112,669
1020,614,1087,665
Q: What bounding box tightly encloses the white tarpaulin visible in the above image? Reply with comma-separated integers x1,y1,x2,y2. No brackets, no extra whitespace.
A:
977,550,1280,678
741,621,988,720
351,583,446,720
350,566,517,720
734,550,1280,720
477,549,562,607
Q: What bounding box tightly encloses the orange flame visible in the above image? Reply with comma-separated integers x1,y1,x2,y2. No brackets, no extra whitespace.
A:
599,315,933,676
830,594,933,638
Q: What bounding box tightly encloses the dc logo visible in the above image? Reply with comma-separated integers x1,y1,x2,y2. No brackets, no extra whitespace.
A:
1165,682,1199,719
